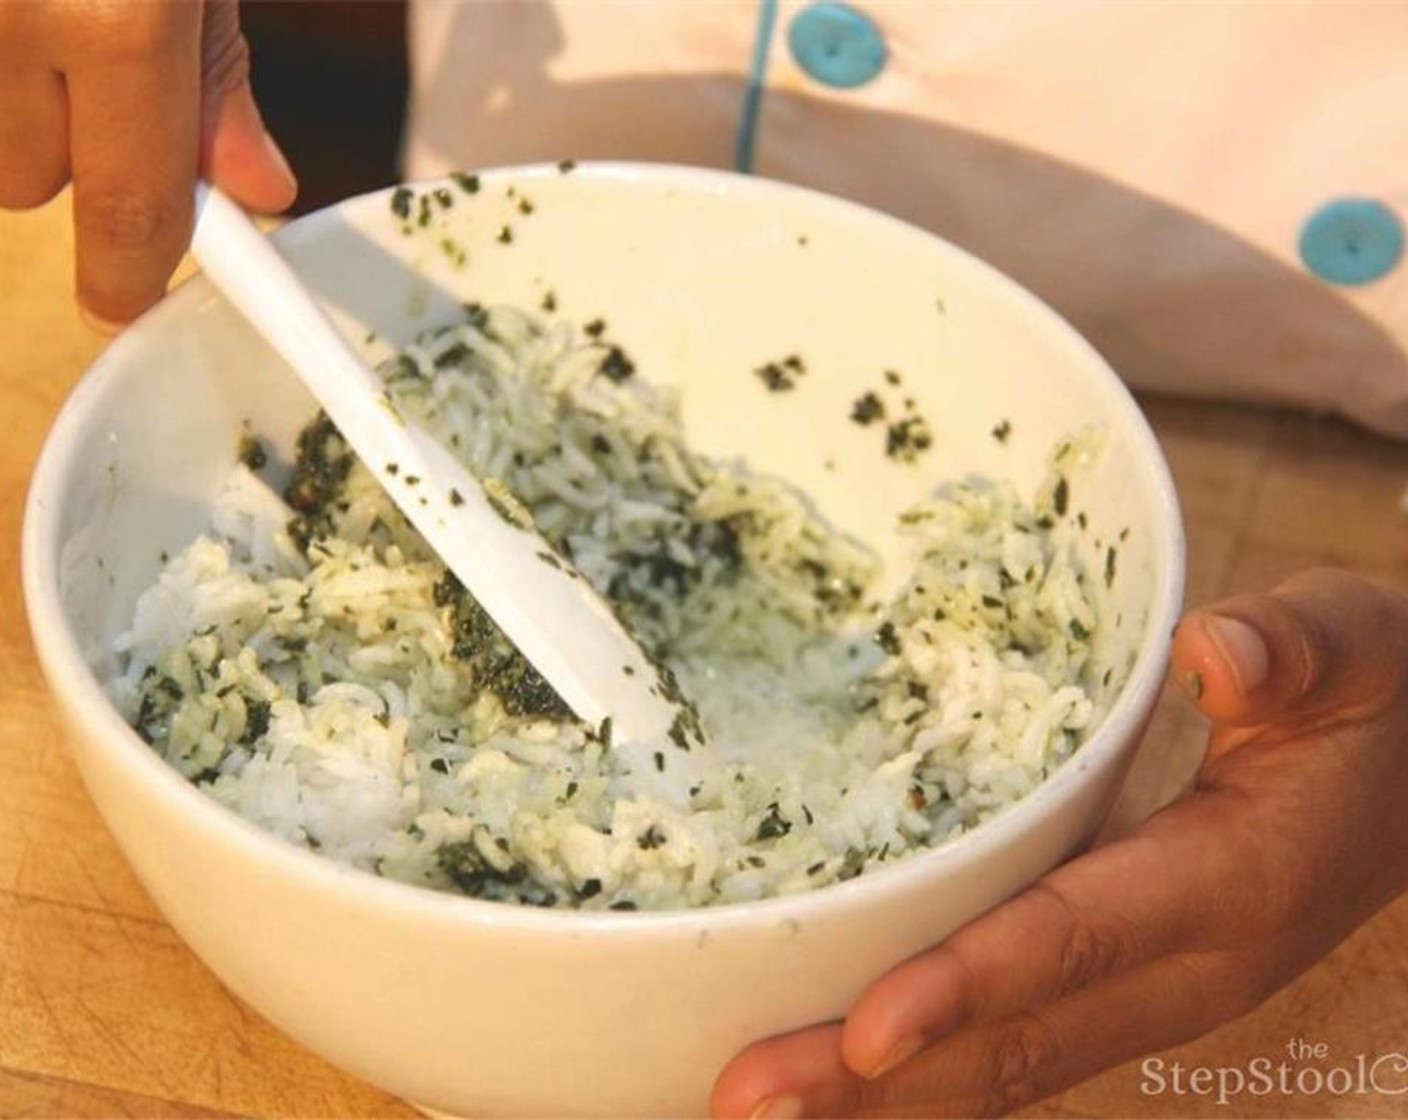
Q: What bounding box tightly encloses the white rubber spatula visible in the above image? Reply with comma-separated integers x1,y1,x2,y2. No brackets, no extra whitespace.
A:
190,183,716,806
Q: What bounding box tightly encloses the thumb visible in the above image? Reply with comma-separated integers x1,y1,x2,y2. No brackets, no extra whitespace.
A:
1172,568,1408,731
198,0,297,214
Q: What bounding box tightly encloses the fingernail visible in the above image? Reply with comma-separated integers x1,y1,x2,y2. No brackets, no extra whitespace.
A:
863,1034,926,1080
1205,614,1269,695
749,1095,805,1119
78,305,125,336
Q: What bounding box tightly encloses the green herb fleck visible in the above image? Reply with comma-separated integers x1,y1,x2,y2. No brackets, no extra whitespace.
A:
284,412,355,553
437,841,554,905
598,346,635,382
756,803,792,841
885,415,933,462
463,301,490,331
237,430,267,471
242,699,271,745
850,392,884,425
436,569,570,719
755,356,803,391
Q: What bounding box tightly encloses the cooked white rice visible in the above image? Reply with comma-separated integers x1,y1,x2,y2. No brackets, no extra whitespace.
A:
107,305,1100,911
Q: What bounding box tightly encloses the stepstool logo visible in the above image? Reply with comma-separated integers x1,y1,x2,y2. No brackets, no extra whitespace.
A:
1141,1038,1408,1107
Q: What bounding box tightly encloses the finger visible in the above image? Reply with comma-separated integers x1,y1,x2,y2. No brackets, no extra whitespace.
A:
717,951,1244,1119
833,791,1254,1081
0,67,70,209
850,952,1243,1118
67,6,202,325
710,1022,849,1120
1172,569,1408,731
198,0,297,213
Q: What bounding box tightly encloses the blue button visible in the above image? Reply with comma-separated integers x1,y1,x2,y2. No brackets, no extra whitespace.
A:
788,2,886,89
1299,197,1404,286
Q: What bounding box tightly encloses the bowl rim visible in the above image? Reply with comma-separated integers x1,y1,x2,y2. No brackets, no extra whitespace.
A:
21,160,1187,934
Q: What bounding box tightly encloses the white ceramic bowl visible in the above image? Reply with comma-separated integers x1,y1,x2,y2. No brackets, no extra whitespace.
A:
23,164,1184,1117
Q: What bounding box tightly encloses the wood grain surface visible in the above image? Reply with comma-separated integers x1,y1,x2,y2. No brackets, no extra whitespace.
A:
3,195,1406,1119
